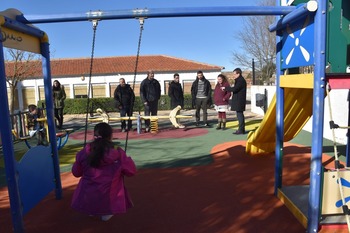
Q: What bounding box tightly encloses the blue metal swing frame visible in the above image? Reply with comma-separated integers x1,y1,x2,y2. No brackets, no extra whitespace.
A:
0,1,345,232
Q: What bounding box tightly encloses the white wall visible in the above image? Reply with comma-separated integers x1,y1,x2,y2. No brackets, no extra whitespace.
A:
17,70,221,110
250,85,349,145
250,85,276,116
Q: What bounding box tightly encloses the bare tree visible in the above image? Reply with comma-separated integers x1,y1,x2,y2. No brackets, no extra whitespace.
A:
5,49,41,113
232,0,276,84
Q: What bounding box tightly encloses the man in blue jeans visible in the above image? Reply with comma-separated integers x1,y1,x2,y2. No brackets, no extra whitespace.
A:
191,70,212,127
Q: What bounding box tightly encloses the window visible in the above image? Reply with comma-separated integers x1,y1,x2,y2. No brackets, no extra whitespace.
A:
74,84,87,98
91,84,105,98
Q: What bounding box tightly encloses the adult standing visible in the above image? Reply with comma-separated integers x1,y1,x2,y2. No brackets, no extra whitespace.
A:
213,74,231,130
114,78,135,132
191,70,212,127
140,70,161,132
168,73,185,128
52,80,66,129
222,68,247,134
168,73,184,109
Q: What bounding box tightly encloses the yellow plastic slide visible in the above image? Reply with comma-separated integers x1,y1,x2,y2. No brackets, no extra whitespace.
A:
246,88,314,155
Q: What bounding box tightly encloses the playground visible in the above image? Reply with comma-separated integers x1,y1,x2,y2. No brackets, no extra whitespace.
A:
0,109,347,233
0,111,330,232
1,1,350,232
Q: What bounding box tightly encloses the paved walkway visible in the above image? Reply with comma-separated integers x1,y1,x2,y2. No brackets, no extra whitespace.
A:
62,104,261,130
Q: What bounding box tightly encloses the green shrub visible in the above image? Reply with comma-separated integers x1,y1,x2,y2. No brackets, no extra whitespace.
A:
38,94,195,115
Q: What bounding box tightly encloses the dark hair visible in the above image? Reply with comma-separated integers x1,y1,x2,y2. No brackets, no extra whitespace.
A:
52,80,62,91
28,104,37,112
173,73,179,78
197,70,203,75
87,123,114,168
233,68,242,75
217,74,228,83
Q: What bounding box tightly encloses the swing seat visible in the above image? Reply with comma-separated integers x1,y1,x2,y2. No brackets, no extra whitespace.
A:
55,131,67,137
12,129,33,141
56,128,73,150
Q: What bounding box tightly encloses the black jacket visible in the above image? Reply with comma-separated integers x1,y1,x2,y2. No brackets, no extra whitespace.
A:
140,78,161,103
225,75,247,111
114,84,135,110
168,81,184,108
190,76,212,108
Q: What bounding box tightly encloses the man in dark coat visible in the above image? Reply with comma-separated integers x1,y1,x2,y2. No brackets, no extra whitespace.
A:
191,70,212,127
168,73,184,109
114,78,135,132
140,70,161,132
222,68,247,134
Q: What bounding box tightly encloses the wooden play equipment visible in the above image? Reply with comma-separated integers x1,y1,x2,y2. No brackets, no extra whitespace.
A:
89,105,191,133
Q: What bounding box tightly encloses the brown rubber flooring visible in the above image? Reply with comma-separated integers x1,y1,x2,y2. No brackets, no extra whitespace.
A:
0,140,348,233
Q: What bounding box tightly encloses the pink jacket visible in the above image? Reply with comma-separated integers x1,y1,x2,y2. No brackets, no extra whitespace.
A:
71,144,136,215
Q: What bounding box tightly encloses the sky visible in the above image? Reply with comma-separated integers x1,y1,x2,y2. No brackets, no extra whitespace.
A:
1,0,263,71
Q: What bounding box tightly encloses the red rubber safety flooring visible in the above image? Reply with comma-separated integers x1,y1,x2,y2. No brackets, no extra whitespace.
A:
0,141,347,233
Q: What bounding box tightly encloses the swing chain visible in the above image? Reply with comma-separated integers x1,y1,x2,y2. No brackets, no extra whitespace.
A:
124,17,146,152
91,19,99,30
138,17,145,30
83,19,99,146
132,17,145,91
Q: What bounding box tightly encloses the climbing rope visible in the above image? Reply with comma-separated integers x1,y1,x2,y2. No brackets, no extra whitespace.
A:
84,20,98,146
326,83,350,231
124,17,145,152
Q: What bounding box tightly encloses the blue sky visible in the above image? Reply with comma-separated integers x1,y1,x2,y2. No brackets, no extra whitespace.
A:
1,0,262,71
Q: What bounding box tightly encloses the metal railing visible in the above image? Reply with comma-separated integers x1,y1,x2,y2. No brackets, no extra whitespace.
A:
10,111,31,142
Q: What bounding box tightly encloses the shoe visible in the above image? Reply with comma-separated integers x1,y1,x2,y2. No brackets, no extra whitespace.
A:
145,127,150,133
101,215,113,221
203,123,210,127
29,130,37,137
222,123,226,130
121,128,126,133
233,130,245,135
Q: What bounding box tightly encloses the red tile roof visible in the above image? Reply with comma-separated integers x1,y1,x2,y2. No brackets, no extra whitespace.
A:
5,55,223,78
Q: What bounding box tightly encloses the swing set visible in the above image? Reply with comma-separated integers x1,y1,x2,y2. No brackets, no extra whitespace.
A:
0,1,350,232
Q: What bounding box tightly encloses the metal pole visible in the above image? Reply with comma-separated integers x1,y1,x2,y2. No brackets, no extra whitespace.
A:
274,0,284,195
0,29,25,232
252,58,256,85
307,0,327,231
17,6,295,24
269,1,318,32
41,35,62,200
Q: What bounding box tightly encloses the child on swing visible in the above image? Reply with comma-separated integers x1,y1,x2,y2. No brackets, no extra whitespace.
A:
71,122,136,221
